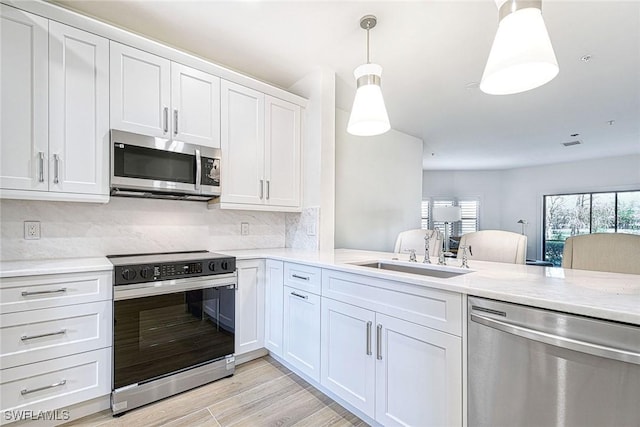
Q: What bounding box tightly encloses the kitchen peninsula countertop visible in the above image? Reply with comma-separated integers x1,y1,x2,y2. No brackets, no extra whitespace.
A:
0,257,112,278
220,248,640,326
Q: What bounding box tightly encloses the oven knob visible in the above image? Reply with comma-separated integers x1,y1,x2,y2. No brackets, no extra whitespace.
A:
221,261,229,271
208,261,217,272
121,268,136,281
140,266,153,279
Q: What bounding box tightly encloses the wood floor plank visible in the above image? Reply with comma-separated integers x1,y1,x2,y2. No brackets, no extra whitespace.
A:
160,409,218,427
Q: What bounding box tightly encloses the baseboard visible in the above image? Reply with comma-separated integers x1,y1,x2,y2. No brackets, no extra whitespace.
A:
235,348,269,365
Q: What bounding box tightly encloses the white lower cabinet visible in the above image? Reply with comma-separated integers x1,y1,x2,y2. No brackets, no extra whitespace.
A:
264,260,284,357
321,298,462,426
235,259,265,355
283,285,321,382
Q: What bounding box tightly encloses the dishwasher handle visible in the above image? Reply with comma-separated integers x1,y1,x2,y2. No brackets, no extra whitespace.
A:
470,312,640,366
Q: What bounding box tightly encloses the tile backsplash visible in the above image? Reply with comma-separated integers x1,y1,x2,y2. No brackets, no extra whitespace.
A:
0,198,290,260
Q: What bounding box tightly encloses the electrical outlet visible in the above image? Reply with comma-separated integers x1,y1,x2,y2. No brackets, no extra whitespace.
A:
306,223,317,236
241,222,249,236
24,221,41,240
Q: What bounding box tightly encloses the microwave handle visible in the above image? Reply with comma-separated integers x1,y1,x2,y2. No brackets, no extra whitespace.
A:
195,148,201,191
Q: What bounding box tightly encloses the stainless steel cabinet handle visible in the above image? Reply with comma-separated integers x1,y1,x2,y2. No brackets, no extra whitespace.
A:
266,180,270,200
174,109,179,135
471,313,640,365
21,288,67,297
290,291,308,300
53,154,60,184
163,107,169,133
376,324,383,360
38,152,45,182
195,148,201,190
21,329,67,341
259,179,264,199
366,321,372,356
291,274,309,281
21,379,66,395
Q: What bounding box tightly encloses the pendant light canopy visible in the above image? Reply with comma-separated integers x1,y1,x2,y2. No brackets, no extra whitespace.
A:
347,15,390,136
480,0,559,95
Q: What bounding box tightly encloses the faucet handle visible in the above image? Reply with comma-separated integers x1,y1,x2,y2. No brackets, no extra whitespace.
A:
405,249,417,262
460,245,472,268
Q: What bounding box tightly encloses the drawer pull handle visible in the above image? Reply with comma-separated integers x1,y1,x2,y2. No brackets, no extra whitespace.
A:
21,288,67,297
376,324,383,360
21,329,67,341
291,291,308,300
292,274,310,281
366,321,372,356
21,379,66,395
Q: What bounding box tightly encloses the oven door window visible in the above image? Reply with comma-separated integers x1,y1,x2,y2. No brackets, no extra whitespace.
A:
113,286,235,390
113,143,195,184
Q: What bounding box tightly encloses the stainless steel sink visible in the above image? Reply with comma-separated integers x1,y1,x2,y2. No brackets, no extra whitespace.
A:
354,261,472,278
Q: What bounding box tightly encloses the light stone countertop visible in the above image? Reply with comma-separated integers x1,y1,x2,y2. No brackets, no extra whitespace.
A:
0,257,112,278
220,248,640,326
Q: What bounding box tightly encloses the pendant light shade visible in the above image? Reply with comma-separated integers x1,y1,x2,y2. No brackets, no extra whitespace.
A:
480,0,558,95
347,15,390,136
347,63,390,136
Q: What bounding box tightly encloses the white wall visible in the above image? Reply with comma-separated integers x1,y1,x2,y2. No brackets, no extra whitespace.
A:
335,109,424,252
423,154,640,259
0,198,286,261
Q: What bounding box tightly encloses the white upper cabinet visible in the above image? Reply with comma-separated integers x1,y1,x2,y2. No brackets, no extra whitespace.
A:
110,42,171,137
171,62,220,147
1,6,109,201
220,80,265,205
49,21,109,195
111,42,220,148
219,80,301,211
0,5,48,192
264,96,301,208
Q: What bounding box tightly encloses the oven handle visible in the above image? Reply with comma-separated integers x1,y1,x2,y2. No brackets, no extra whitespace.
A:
114,275,237,301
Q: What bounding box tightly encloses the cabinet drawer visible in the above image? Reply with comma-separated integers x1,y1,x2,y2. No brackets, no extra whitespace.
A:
284,263,321,295
0,301,112,369
322,269,462,336
0,271,111,314
0,348,111,418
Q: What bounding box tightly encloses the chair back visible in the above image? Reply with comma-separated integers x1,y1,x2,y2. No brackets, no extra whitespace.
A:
456,230,527,264
394,229,441,257
561,233,640,274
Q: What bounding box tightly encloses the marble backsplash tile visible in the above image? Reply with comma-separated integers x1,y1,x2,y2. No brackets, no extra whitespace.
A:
285,206,319,250
0,198,286,260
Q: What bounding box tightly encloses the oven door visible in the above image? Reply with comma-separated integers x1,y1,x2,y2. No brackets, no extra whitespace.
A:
113,279,235,391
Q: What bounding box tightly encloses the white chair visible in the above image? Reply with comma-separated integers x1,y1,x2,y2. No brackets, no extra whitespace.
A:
394,229,441,258
562,233,640,274
456,230,527,264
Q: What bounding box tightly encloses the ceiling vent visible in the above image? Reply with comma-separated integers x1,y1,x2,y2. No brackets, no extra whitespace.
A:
562,140,582,147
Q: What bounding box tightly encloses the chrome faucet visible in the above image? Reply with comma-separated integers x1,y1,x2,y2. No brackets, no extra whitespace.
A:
435,228,446,266
423,232,431,264
460,245,472,268
408,249,417,262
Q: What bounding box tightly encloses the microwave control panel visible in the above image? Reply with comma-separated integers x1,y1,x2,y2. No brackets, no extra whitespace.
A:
201,157,220,186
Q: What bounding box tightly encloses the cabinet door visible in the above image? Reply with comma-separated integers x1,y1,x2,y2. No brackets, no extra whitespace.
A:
264,96,301,207
235,259,265,355
264,260,284,357
283,286,320,382
375,313,462,427
220,80,265,205
49,22,109,195
110,41,170,137
321,298,376,418
0,5,48,191
171,62,220,148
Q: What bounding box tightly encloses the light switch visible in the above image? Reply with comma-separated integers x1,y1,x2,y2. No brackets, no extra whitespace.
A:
241,222,249,235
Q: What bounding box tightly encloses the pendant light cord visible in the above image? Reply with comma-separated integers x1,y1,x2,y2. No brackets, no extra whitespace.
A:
366,26,370,63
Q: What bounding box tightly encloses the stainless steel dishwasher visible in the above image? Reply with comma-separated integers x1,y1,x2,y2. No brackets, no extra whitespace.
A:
468,296,640,427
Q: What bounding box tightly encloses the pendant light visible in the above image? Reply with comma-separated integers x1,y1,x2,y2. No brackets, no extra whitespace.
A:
347,15,390,136
480,0,559,95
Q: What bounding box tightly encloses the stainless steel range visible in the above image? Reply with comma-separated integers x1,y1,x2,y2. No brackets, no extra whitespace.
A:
108,250,237,415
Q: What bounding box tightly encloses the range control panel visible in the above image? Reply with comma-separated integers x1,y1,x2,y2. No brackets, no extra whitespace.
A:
111,253,236,286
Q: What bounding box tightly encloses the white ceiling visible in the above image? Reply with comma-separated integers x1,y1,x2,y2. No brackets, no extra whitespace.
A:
53,0,640,171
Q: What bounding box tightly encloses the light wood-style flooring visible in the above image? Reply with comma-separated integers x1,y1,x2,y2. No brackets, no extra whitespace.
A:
64,356,367,427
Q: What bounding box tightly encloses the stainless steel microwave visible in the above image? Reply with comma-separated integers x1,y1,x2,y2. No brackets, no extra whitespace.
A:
110,130,220,201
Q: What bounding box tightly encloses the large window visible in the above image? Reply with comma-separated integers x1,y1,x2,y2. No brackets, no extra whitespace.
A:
543,190,640,266
421,198,479,236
